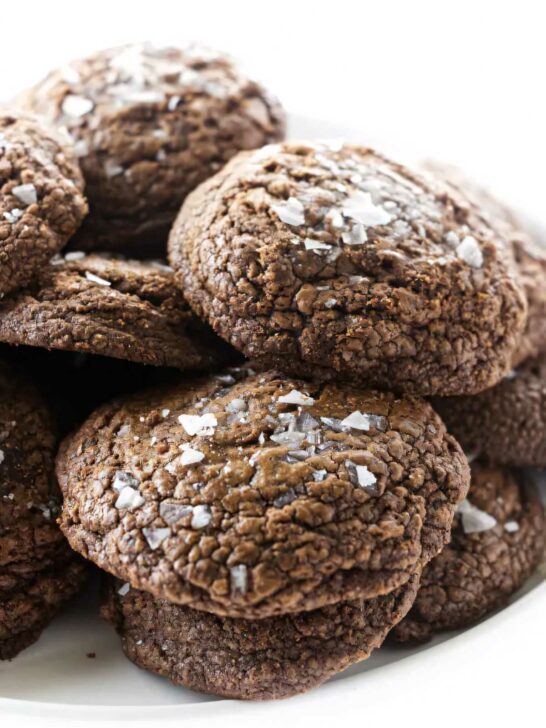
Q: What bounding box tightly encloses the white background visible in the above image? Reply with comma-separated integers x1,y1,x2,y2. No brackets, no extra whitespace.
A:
1,1,544,726
1,0,545,218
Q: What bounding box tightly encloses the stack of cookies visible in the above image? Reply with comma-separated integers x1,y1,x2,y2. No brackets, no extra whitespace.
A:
0,42,544,700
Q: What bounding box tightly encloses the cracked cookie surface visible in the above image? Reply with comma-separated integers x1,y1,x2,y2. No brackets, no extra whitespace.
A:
0,559,87,660
434,355,546,468
0,113,87,296
0,361,86,658
423,161,546,364
0,253,225,369
102,571,419,700
169,142,526,396
19,43,285,256
393,463,544,642
57,368,469,618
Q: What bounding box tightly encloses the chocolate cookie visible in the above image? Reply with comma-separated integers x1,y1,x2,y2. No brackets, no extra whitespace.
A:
102,572,419,700
57,368,469,618
392,463,544,643
0,113,87,296
434,355,546,468
0,253,227,369
0,559,86,660
0,361,86,659
168,142,526,396
19,43,285,256
423,161,546,363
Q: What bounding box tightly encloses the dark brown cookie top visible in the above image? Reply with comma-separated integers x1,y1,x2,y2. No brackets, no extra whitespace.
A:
393,463,544,642
434,355,546,468
0,361,67,570
0,253,223,369
57,368,469,618
0,113,87,296
169,142,526,396
19,43,285,256
102,571,419,700
423,161,546,364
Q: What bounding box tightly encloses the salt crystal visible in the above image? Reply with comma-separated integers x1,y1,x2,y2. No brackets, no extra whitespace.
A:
85,271,111,286
341,411,372,431
456,236,483,268
167,95,181,111
118,582,131,596
271,197,305,226
3,209,23,223
191,504,212,529
159,502,193,525
226,398,247,413
143,527,170,550
112,471,139,492
65,251,85,261
278,389,315,406
12,183,37,206
342,223,367,245
313,469,327,482
320,417,345,432
230,564,248,595
178,412,217,436
62,95,94,117
504,520,519,533
345,460,378,493
270,431,306,447
180,445,205,466
457,499,497,533
115,486,145,511
304,238,331,252
343,191,393,227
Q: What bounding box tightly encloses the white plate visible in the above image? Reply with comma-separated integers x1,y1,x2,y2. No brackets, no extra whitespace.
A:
1,115,545,726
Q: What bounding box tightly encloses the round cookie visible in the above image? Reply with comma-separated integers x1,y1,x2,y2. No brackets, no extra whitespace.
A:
0,253,228,369
57,368,469,618
0,361,86,659
423,161,546,364
392,463,544,643
102,572,419,700
0,113,87,296
434,355,546,468
168,142,526,396
19,43,285,256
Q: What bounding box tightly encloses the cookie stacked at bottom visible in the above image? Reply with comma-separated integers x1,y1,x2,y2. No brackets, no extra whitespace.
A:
56,368,470,698
0,361,87,659
393,463,544,642
390,167,546,643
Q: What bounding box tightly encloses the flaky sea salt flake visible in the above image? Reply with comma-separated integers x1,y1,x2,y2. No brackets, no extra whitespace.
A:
85,271,111,286
271,197,305,226
115,487,144,511
12,183,37,206
278,389,315,406
178,412,218,436
343,191,393,227
62,95,94,117
230,564,248,595
457,499,497,533
191,504,212,529
456,236,483,268
143,527,170,550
